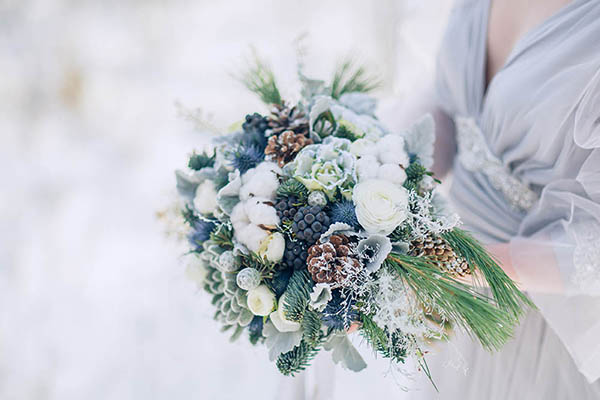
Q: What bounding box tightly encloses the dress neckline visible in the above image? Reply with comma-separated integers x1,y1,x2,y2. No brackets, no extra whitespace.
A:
479,0,584,112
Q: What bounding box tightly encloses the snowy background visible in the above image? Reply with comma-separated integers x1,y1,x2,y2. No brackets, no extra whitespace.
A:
0,1,451,399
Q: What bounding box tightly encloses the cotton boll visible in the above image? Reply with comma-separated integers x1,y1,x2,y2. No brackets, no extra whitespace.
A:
377,135,409,166
193,180,218,214
356,155,380,181
350,138,378,157
377,163,407,184
239,163,281,200
235,224,268,253
230,202,250,231
244,198,280,227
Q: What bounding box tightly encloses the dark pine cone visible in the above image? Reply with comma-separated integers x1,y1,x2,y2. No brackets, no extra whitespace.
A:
265,130,313,167
291,205,330,244
267,103,309,137
306,235,362,286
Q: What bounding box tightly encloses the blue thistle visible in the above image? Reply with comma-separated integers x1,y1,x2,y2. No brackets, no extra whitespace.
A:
321,290,359,330
231,145,265,174
188,219,216,250
328,201,360,229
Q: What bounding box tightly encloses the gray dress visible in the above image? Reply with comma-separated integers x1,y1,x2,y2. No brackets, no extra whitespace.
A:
418,0,600,398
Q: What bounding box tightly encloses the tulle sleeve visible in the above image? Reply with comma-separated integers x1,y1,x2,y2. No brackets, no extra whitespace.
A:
509,68,600,383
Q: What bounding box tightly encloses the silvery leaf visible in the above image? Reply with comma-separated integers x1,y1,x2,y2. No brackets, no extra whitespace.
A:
404,114,435,168
323,333,367,372
391,241,410,254
309,95,335,142
175,168,217,201
262,321,303,361
339,92,377,116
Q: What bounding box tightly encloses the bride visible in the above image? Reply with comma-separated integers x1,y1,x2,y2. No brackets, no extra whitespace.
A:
280,0,600,398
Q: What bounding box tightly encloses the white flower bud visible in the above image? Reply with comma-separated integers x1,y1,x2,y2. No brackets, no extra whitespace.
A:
247,284,276,316
259,232,285,262
184,254,208,287
270,294,301,332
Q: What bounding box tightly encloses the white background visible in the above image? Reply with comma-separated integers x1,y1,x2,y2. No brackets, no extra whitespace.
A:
0,1,451,398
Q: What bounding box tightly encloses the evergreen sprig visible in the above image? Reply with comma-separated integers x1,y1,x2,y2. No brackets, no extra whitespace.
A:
283,269,314,322
441,228,535,319
386,253,515,351
330,58,380,99
302,309,322,347
360,314,407,363
276,178,309,202
239,52,282,105
209,224,234,250
276,339,321,376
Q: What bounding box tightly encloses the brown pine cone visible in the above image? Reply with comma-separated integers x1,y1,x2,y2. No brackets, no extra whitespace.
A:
409,234,471,277
267,103,309,136
264,130,313,167
306,235,362,286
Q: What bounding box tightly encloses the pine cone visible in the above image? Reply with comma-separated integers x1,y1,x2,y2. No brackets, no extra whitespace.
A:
265,130,313,167
409,234,471,277
306,235,362,286
267,103,309,136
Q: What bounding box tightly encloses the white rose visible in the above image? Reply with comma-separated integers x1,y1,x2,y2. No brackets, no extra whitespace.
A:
269,294,301,332
193,180,218,214
377,163,407,184
259,232,285,262
352,179,409,235
247,284,276,316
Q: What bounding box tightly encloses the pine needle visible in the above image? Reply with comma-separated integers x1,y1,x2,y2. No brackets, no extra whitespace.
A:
330,57,380,99
282,269,313,322
276,339,322,376
442,228,536,319
386,253,516,351
238,51,282,105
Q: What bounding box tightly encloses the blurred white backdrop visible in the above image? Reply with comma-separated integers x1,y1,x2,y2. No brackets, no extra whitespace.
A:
0,1,451,399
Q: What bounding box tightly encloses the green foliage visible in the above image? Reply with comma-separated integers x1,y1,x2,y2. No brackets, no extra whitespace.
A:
302,309,322,347
330,58,380,99
209,224,234,250
239,51,282,105
276,178,309,202
405,162,427,182
360,314,407,363
390,225,412,242
386,253,516,351
181,204,200,227
276,339,321,376
442,228,535,319
334,124,361,141
188,151,215,170
283,270,314,322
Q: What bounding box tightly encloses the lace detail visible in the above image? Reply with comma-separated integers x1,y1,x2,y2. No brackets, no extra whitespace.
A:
455,116,538,211
572,221,600,295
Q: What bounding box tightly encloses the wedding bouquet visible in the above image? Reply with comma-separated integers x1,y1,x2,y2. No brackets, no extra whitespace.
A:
175,57,532,385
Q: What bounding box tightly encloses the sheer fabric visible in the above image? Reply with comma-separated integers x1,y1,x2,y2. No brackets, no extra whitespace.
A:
432,0,600,394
